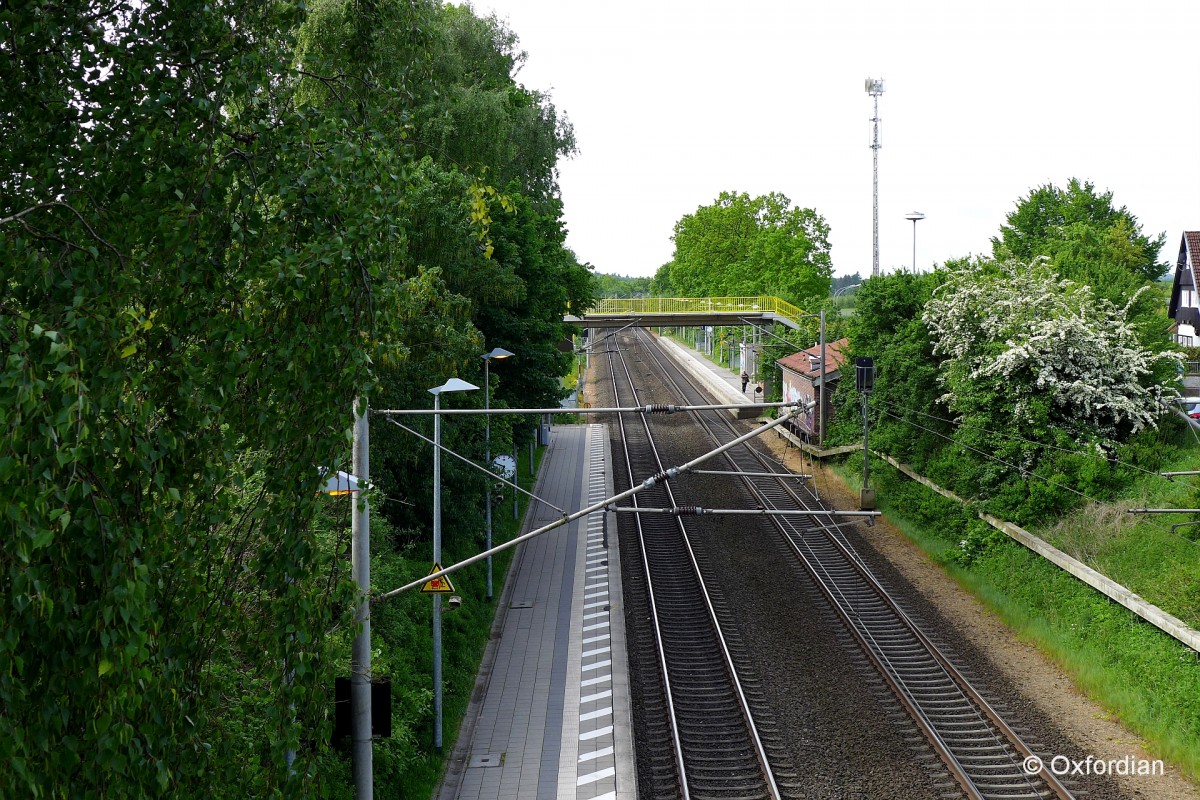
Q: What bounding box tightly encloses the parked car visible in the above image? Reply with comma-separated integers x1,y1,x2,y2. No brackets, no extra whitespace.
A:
1175,396,1200,418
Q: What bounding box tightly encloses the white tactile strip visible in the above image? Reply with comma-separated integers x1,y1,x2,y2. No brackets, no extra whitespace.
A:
560,424,631,800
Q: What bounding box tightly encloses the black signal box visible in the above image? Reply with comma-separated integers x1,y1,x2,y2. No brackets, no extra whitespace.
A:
333,677,392,744
855,357,875,393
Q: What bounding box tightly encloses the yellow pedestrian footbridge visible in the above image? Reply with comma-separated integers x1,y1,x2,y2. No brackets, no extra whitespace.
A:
565,296,806,330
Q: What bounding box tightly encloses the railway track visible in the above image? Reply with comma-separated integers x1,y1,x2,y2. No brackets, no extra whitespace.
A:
604,328,798,800
608,328,1077,800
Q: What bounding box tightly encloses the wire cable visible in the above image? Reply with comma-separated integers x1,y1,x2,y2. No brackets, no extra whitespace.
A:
874,397,1175,484
877,405,1200,546
879,408,1101,505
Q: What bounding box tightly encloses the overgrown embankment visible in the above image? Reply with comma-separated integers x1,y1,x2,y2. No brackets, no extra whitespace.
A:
833,452,1200,781
313,442,547,800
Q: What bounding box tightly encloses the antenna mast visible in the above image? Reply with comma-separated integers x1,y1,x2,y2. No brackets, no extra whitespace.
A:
866,78,884,277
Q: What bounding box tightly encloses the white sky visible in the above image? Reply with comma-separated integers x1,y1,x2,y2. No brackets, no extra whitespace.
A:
469,0,1200,279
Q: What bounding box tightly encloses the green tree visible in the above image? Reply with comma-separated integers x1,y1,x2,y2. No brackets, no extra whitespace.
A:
1,1,425,794
830,269,949,466
412,4,577,208
925,257,1176,444
833,272,864,293
657,191,832,304
993,179,1167,295
1,0,592,795
594,272,653,297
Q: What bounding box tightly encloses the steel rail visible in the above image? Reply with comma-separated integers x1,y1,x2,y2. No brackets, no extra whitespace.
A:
375,406,802,603
635,329,1074,800
606,330,691,800
608,331,782,800
611,507,880,518
775,491,1075,799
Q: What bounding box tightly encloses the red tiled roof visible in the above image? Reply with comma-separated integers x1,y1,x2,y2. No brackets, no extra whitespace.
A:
1171,232,1200,319
1186,232,1200,290
776,337,851,378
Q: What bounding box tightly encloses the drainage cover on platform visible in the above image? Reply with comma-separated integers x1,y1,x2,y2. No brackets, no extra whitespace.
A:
510,600,534,609
469,753,504,768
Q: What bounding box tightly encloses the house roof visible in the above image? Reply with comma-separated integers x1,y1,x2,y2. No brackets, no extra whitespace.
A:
776,337,851,379
1169,232,1200,319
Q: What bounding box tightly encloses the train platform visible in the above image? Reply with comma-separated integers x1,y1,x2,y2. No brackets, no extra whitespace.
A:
654,333,759,419
437,423,635,800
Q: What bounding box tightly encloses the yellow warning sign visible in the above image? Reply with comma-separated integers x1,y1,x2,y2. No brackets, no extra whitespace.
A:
420,563,455,594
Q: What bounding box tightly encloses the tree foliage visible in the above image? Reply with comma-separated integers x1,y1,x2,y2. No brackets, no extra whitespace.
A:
594,272,653,298
830,270,948,464
0,0,592,796
993,179,1167,298
925,258,1179,443
653,191,832,305
834,249,1182,528
410,4,576,208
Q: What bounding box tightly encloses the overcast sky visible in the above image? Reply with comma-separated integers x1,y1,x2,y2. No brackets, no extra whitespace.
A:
469,0,1200,279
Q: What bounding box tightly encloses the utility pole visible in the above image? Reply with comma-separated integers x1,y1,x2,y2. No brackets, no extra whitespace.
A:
350,400,372,800
818,310,826,449
856,358,876,511
866,78,885,277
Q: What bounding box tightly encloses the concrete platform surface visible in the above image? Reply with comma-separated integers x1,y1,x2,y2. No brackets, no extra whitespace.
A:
655,334,760,418
437,424,634,800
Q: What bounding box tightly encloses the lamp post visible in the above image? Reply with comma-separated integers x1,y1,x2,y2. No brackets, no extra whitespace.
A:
481,347,514,602
904,211,925,273
429,378,479,753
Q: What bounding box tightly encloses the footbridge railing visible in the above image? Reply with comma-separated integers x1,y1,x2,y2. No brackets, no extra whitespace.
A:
584,296,807,329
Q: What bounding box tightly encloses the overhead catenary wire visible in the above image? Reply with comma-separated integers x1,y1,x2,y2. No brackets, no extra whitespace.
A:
873,397,1174,484
372,401,804,416
879,408,1101,505
374,403,807,603
880,406,1200,546
869,398,1200,542
383,417,566,515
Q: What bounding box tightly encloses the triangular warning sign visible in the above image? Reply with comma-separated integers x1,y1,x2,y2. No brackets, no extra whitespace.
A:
420,563,455,594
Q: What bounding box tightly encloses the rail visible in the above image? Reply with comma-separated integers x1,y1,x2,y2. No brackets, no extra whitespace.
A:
646,333,1073,799
608,329,786,799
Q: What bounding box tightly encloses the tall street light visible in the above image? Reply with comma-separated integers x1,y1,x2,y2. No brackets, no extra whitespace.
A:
904,211,925,273
429,377,478,753
481,347,514,602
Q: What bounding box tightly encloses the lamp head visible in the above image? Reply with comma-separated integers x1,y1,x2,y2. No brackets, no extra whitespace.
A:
904,211,926,222
429,377,479,395
482,347,515,361
318,467,360,495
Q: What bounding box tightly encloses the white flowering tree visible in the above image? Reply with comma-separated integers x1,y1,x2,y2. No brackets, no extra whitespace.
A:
923,258,1180,445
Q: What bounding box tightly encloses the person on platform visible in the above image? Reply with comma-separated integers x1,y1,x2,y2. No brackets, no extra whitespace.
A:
740,371,749,393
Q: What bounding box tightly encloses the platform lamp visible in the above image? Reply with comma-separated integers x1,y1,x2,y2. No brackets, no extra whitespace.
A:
904,211,925,273
482,347,514,602
429,378,478,753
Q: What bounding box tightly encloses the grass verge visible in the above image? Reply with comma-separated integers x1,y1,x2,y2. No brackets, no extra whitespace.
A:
831,459,1200,782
